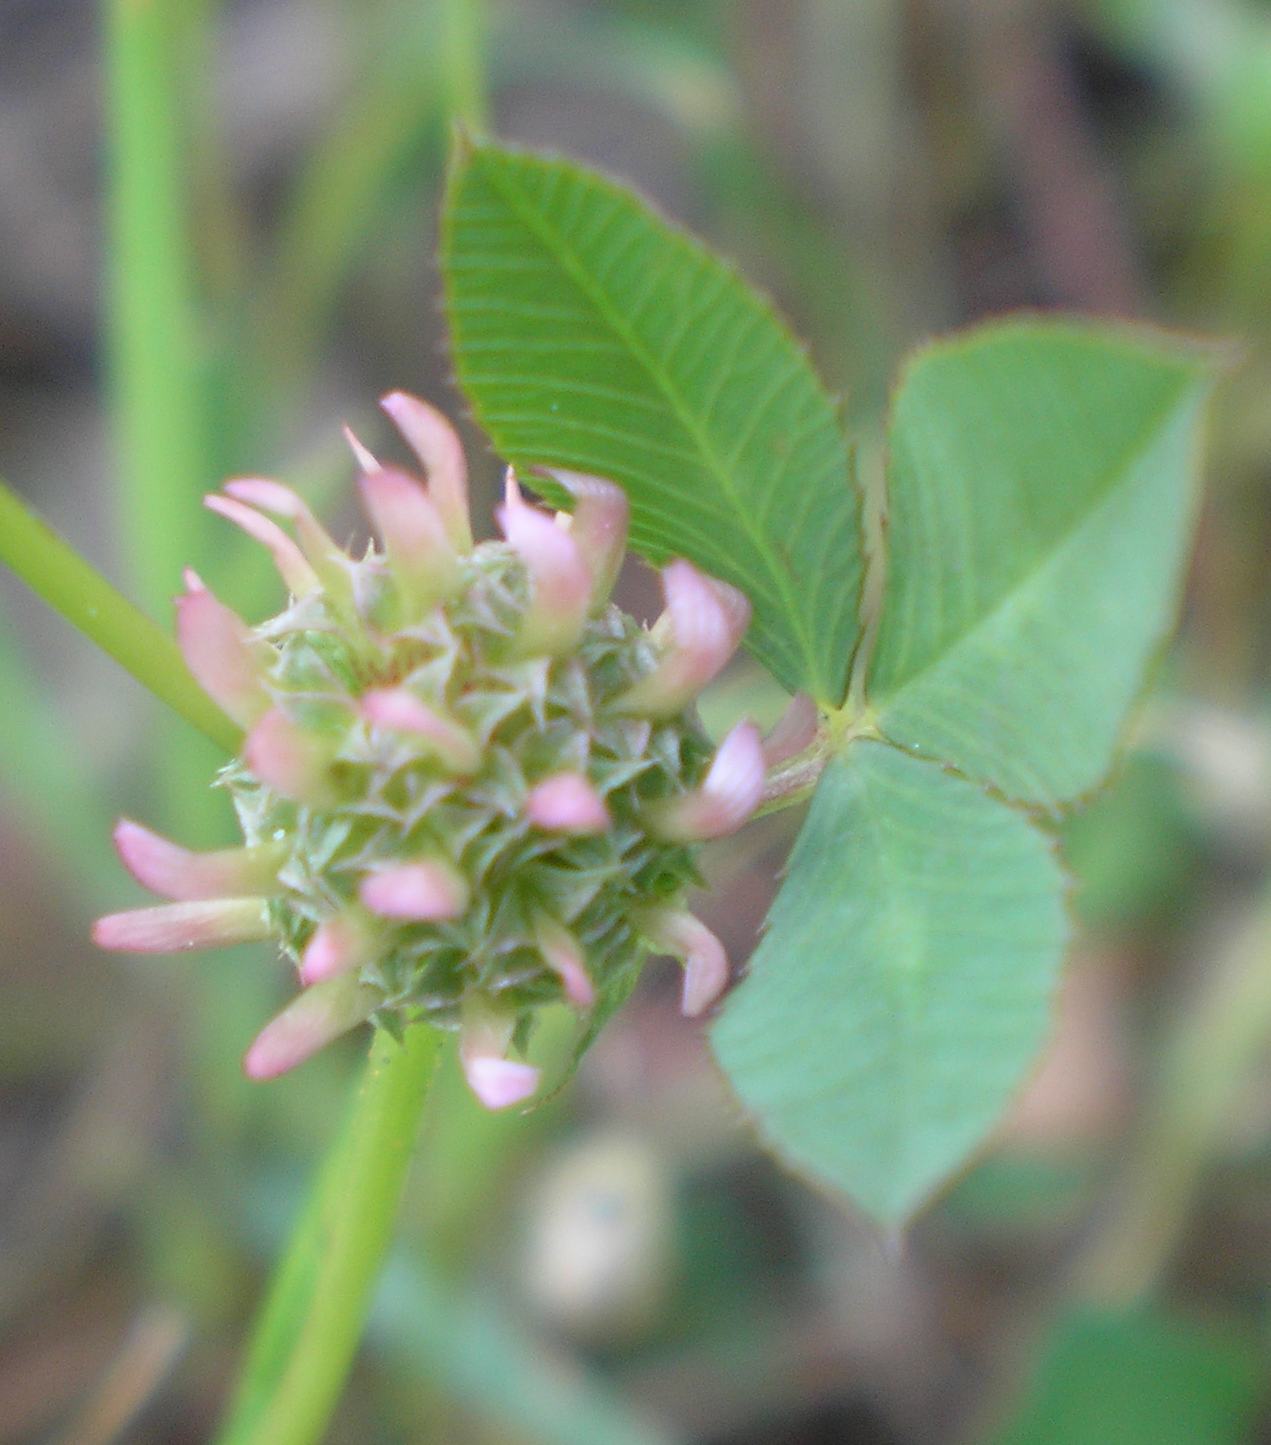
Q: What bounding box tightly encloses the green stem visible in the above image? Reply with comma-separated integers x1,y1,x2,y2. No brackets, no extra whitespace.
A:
104,0,208,614
0,478,240,754
442,0,490,132
214,1024,441,1445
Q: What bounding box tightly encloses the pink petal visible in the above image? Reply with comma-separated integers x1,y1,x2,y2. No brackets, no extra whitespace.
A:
762,692,820,768
525,772,610,835
93,898,272,953
498,474,592,654
459,1002,540,1110
641,908,731,1018
361,688,480,774
113,819,284,900
358,467,457,618
540,469,629,608
380,391,473,551
175,576,269,729
358,861,468,921
205,495,320,598
243,974,378,1080
299,914,374,984
618,560,751,717
534,914,596,1008
462,1056,542,1111
243,709,337,807
650,721,765,841
223,477,355,612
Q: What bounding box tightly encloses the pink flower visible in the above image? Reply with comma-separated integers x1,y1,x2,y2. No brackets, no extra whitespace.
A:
175,571,270,728
619,560,750,718
113,819,283,900
359,861,469,922
649,721,765,840
459,1000,541,1110
641,908,731,1017
244,974,379,1080
525,772,610,834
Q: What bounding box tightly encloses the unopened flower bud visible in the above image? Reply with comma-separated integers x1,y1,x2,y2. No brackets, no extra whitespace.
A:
641,908,731,1017
460,1000,540,1109
618,560,750,718
380,390,473,551
176,571,270,728
359,860,468,922
94,898,273,953
113,819,284,900
649,721,765,841
541,469,629,610
526,772,610,834
244,974,379,1080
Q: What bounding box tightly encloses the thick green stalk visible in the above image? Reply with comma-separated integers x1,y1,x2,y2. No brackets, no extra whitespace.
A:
104,0,207,614
214,1024,440,1445
0,478,240,754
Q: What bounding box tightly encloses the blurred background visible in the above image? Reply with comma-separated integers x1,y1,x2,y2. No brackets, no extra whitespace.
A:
3,0,1271,1440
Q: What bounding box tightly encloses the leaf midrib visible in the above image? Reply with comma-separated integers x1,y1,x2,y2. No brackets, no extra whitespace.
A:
852,746,928,1212
874,376,1199,710
468,151,834,701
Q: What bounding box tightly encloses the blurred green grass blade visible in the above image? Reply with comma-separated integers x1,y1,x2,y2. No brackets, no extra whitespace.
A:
869,320,1216,810
0,613,116,892
712,741,1068,1223
0,478,239,754
443,143,863,703
215,1024,439,1445
373,1260,680,1445
989,1307,1260,1445
105,0,210,612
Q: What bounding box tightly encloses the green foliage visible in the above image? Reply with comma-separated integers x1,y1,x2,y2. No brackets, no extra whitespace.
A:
988,1307,1260,1445
710,743,1068,1223
442,144,1217,1223
443,142,863,703
870,321,1215,810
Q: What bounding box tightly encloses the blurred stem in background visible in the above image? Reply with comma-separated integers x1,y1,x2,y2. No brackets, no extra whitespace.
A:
104,0,209,618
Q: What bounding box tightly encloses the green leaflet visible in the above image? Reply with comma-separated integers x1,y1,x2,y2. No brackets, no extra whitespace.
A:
442,142,863,704
710,742,1068,1223
989,1307,1260,1445
869,320,1216,810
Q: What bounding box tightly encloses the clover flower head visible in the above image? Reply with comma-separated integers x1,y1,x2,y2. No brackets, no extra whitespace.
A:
94,394,765,1108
